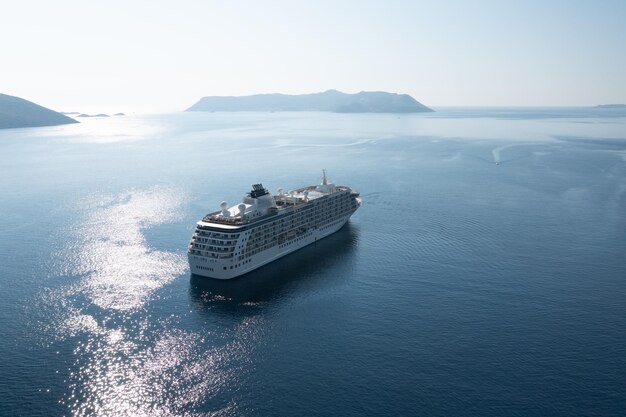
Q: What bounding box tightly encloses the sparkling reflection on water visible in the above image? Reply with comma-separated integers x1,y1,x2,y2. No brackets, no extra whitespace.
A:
59,187,187,311
41,187,228,416
39,185,359,416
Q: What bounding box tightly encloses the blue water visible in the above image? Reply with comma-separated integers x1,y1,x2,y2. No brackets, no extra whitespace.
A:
1,108,625,416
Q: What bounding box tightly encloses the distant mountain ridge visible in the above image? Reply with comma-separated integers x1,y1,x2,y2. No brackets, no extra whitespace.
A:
0,93,78,129
187,90,433,113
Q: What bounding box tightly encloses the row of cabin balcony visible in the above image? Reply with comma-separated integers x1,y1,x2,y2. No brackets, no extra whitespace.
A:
189,249,234,259
193,237,237,247
192,243,234,253
194,231,239,241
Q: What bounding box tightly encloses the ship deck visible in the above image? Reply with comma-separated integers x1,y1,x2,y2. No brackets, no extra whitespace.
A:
200,185,353,227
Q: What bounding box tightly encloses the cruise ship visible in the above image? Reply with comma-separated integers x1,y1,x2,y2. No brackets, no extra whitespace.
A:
188,171,361,279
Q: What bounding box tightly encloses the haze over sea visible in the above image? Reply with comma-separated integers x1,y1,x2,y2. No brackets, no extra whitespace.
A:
1,108,625,416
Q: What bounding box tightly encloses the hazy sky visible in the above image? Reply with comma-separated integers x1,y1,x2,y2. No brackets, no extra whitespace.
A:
2,0,625,112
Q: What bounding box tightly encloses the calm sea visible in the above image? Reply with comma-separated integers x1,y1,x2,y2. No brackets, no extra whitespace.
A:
0,108,625,416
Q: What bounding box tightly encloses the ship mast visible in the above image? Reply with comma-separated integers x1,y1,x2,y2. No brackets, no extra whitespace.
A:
322,169,328,185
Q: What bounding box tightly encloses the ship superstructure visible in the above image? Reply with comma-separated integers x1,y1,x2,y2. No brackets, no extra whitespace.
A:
188,171,361,279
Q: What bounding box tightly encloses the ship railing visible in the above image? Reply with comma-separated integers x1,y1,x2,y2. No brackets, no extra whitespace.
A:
189,249,233,259
205,210,279,225
196,245,234,252
192,236,237,245
203,215,247,225
194,231,239,241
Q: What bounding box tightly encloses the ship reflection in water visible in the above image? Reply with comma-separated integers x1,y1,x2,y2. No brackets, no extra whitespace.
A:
189,223,360,314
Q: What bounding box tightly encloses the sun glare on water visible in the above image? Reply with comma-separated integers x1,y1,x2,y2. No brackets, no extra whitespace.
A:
34,187,261,416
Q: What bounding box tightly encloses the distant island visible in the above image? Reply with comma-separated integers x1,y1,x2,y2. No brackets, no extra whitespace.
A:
77,113,110,118
187,90,433,113
70,112,125,117
0,93,78,129
595,104,626,109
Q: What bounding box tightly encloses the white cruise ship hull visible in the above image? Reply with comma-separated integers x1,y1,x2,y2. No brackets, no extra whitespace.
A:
188,174,360,280
189,212,354,279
